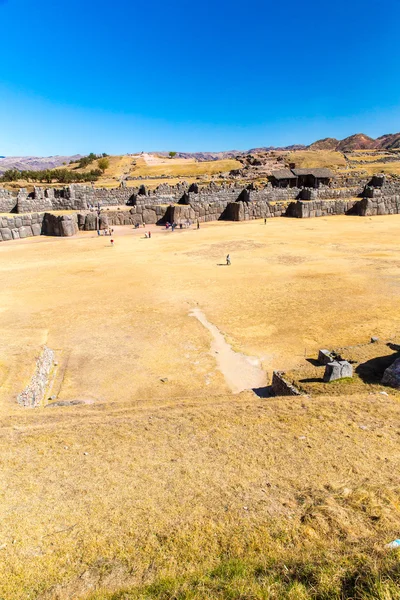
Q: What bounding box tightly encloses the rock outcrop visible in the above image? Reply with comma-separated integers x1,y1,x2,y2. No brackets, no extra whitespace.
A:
382,357,400,389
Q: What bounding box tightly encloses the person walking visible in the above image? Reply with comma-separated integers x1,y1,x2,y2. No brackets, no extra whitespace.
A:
148,231,151,238
197,220,200,230
226,254,231,266
110,239,114,246
264,217,267,225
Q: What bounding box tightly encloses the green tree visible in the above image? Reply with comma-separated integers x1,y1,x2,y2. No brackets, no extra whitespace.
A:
169,151,177,159
98,157,110,173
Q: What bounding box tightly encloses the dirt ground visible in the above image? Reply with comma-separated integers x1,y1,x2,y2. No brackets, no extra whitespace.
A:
1,215,400,408
1,215,400,598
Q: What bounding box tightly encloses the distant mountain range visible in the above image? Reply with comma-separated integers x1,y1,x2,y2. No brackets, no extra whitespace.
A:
1,134,400,173
144,134,400,161
0,155,82,174
309,133,400,152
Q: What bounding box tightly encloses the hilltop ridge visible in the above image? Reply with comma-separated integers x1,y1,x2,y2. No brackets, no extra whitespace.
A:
2,132,400,174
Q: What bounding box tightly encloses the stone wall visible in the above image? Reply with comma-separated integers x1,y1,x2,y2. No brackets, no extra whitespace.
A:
356,196,400,216
0,188,17,213
300,186,362,201
286,199,360,218
42,213,78,236
1,177,390,216
167,201,233,224
16,188,54,213
0,212,78,241
271,371,302,396
0,213,44,241
224,201,288,221
2,175,400,243
77,205,168,230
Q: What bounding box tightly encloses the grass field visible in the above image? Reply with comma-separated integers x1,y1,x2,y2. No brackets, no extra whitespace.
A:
1,217,400,599
128,156,242,178
60,154,243,188
287,150,347,170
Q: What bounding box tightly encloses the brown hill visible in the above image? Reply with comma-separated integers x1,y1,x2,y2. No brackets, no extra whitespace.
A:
376,133,400,150
336,133,377,152
308,137,339,150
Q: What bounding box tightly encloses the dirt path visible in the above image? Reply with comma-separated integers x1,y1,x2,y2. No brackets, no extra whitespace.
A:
189,308,267,394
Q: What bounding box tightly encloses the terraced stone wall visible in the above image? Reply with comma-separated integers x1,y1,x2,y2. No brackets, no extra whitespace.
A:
0,189,17,213
0,213,44,241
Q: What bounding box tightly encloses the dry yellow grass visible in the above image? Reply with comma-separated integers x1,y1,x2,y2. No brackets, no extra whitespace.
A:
288,150,347,170
1,216,400,598
346,162,400,176
128,157,242,178
348,153,391,162
9,154,243,189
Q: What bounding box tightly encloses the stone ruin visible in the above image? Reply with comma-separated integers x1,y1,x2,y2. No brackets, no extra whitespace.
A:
1,173,400,243
17,346,55,408
323,361,353,382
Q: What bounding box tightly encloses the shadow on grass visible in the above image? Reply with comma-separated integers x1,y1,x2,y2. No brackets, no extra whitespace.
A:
306,358,321,367
356,351,400,384
252,386,274,398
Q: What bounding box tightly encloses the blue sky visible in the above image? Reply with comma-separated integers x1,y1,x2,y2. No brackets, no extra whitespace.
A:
1,0,400,155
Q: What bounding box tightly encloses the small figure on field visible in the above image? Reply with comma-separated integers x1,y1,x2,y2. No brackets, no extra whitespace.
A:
97,230,100,236
264,217,267,225
148,231,151,238
110,239,114,246
226,254,231,266
197,220,200,229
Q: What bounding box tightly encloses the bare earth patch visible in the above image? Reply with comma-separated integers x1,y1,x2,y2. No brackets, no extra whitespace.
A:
1,216,400,598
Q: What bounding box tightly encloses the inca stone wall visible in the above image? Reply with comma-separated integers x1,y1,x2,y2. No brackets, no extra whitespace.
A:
42,213,79,236
300,186,362,201
15,184,188,214
224,200,288,221
286,199,360,218
0,188,17,213
0,212,78,241
356,196,400,216
77,205,167,230
2,175,400,244
0,213,44,241
271,371,302,396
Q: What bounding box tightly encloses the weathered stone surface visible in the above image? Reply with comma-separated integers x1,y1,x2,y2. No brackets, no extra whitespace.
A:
84,214,98,230
0,188,17,213
382,357,400,389
31,223,42,236
271,371,302,396
11,228,20,239
0,227,12,241
17,346,55,408
318,349,334,365
19,225,33,238
323,361,353,382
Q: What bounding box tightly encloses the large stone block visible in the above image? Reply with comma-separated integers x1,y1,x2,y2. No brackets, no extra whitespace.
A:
382,357,400,389
0,227,12,241
84,214,97,230
318,349,334,365
11,228,20,239
19,226,33,238
31,223,42,236
323,361,353,382
60,217,78,237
